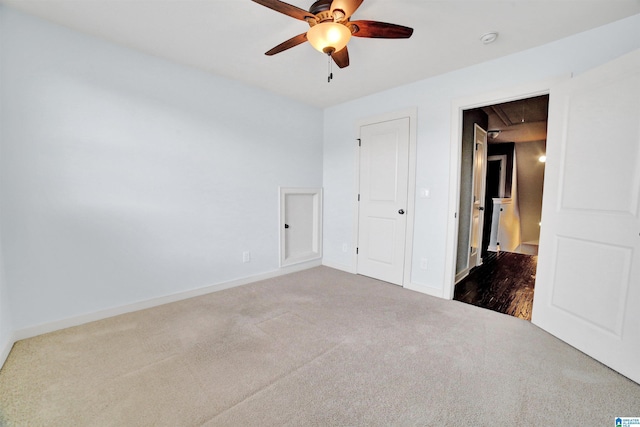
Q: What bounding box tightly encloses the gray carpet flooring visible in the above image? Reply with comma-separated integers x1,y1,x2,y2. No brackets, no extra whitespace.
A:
0,266,638,426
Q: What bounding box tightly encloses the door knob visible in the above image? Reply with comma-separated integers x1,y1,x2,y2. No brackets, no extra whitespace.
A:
398,209,405,215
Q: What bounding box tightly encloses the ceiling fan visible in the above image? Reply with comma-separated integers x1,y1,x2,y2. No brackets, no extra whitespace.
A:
251,0,414,69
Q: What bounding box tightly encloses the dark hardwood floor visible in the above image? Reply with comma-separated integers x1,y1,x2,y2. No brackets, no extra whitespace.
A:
454,251,537,321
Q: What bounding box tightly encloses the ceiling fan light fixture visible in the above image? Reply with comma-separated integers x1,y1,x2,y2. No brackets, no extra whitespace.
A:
307,22,351,54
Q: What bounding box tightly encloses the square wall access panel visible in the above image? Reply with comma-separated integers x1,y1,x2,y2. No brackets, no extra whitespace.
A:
279,187,323,267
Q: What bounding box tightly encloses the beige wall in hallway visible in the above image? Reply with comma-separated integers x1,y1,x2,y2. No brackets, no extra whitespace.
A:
515,140,546,243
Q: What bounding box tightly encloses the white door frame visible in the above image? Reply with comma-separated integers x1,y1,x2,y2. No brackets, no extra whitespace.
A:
352,108,417,287
443,76,567,299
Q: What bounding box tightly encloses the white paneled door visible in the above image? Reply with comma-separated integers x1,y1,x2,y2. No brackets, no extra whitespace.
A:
532,49,640,383
469,124,488,269
357,117,410,286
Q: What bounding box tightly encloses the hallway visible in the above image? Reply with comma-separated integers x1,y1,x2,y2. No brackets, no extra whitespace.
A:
454,251,537,320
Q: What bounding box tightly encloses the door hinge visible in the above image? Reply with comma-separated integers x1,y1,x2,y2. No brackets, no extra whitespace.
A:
356,247,359,254
475,143,479,150
357,194,360,202
357,138,361,147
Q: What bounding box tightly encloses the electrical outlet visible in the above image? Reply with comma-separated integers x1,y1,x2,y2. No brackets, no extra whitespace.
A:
420,258,428,270
242,251,251,263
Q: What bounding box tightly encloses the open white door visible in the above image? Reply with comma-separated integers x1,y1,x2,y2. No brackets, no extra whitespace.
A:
357,117,410,286
532,49,640,383
469,124,488,269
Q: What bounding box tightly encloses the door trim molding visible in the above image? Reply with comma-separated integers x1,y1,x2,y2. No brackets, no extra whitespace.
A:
444,76,568,299
353,107,417,287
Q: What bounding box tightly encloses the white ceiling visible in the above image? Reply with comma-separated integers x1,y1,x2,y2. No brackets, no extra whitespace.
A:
3,0,640,108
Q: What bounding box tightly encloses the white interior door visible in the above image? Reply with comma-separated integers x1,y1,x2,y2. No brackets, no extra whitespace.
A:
357,117,410,286
532,49,640,384
469,124,487,268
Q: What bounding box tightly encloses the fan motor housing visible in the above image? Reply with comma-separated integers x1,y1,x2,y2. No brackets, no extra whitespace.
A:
310,0,344,23
309,0,332,15
309,0,339,26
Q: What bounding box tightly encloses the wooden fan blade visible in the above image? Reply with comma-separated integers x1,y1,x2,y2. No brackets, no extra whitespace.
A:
265,33,308,55
331,46,350,68
251,0,315,21
330,0,363,20
349,20,414,38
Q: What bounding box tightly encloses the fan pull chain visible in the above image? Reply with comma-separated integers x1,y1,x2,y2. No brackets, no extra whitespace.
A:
327,53,333,83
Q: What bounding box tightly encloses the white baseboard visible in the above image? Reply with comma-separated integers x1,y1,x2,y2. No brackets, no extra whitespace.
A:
12,260,322,343
322,262,445,299
404,282,444,299
0,333,15,370
322,259,356,274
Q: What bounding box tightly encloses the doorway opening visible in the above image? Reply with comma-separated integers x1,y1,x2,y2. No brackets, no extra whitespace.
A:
453,95,549,320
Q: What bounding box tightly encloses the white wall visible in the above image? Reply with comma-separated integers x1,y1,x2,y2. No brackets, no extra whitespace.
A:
322,14,640,295
0,12,14,361
0,228,11,362
0,268,9,362
0,7,323,332
1,5,639,342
